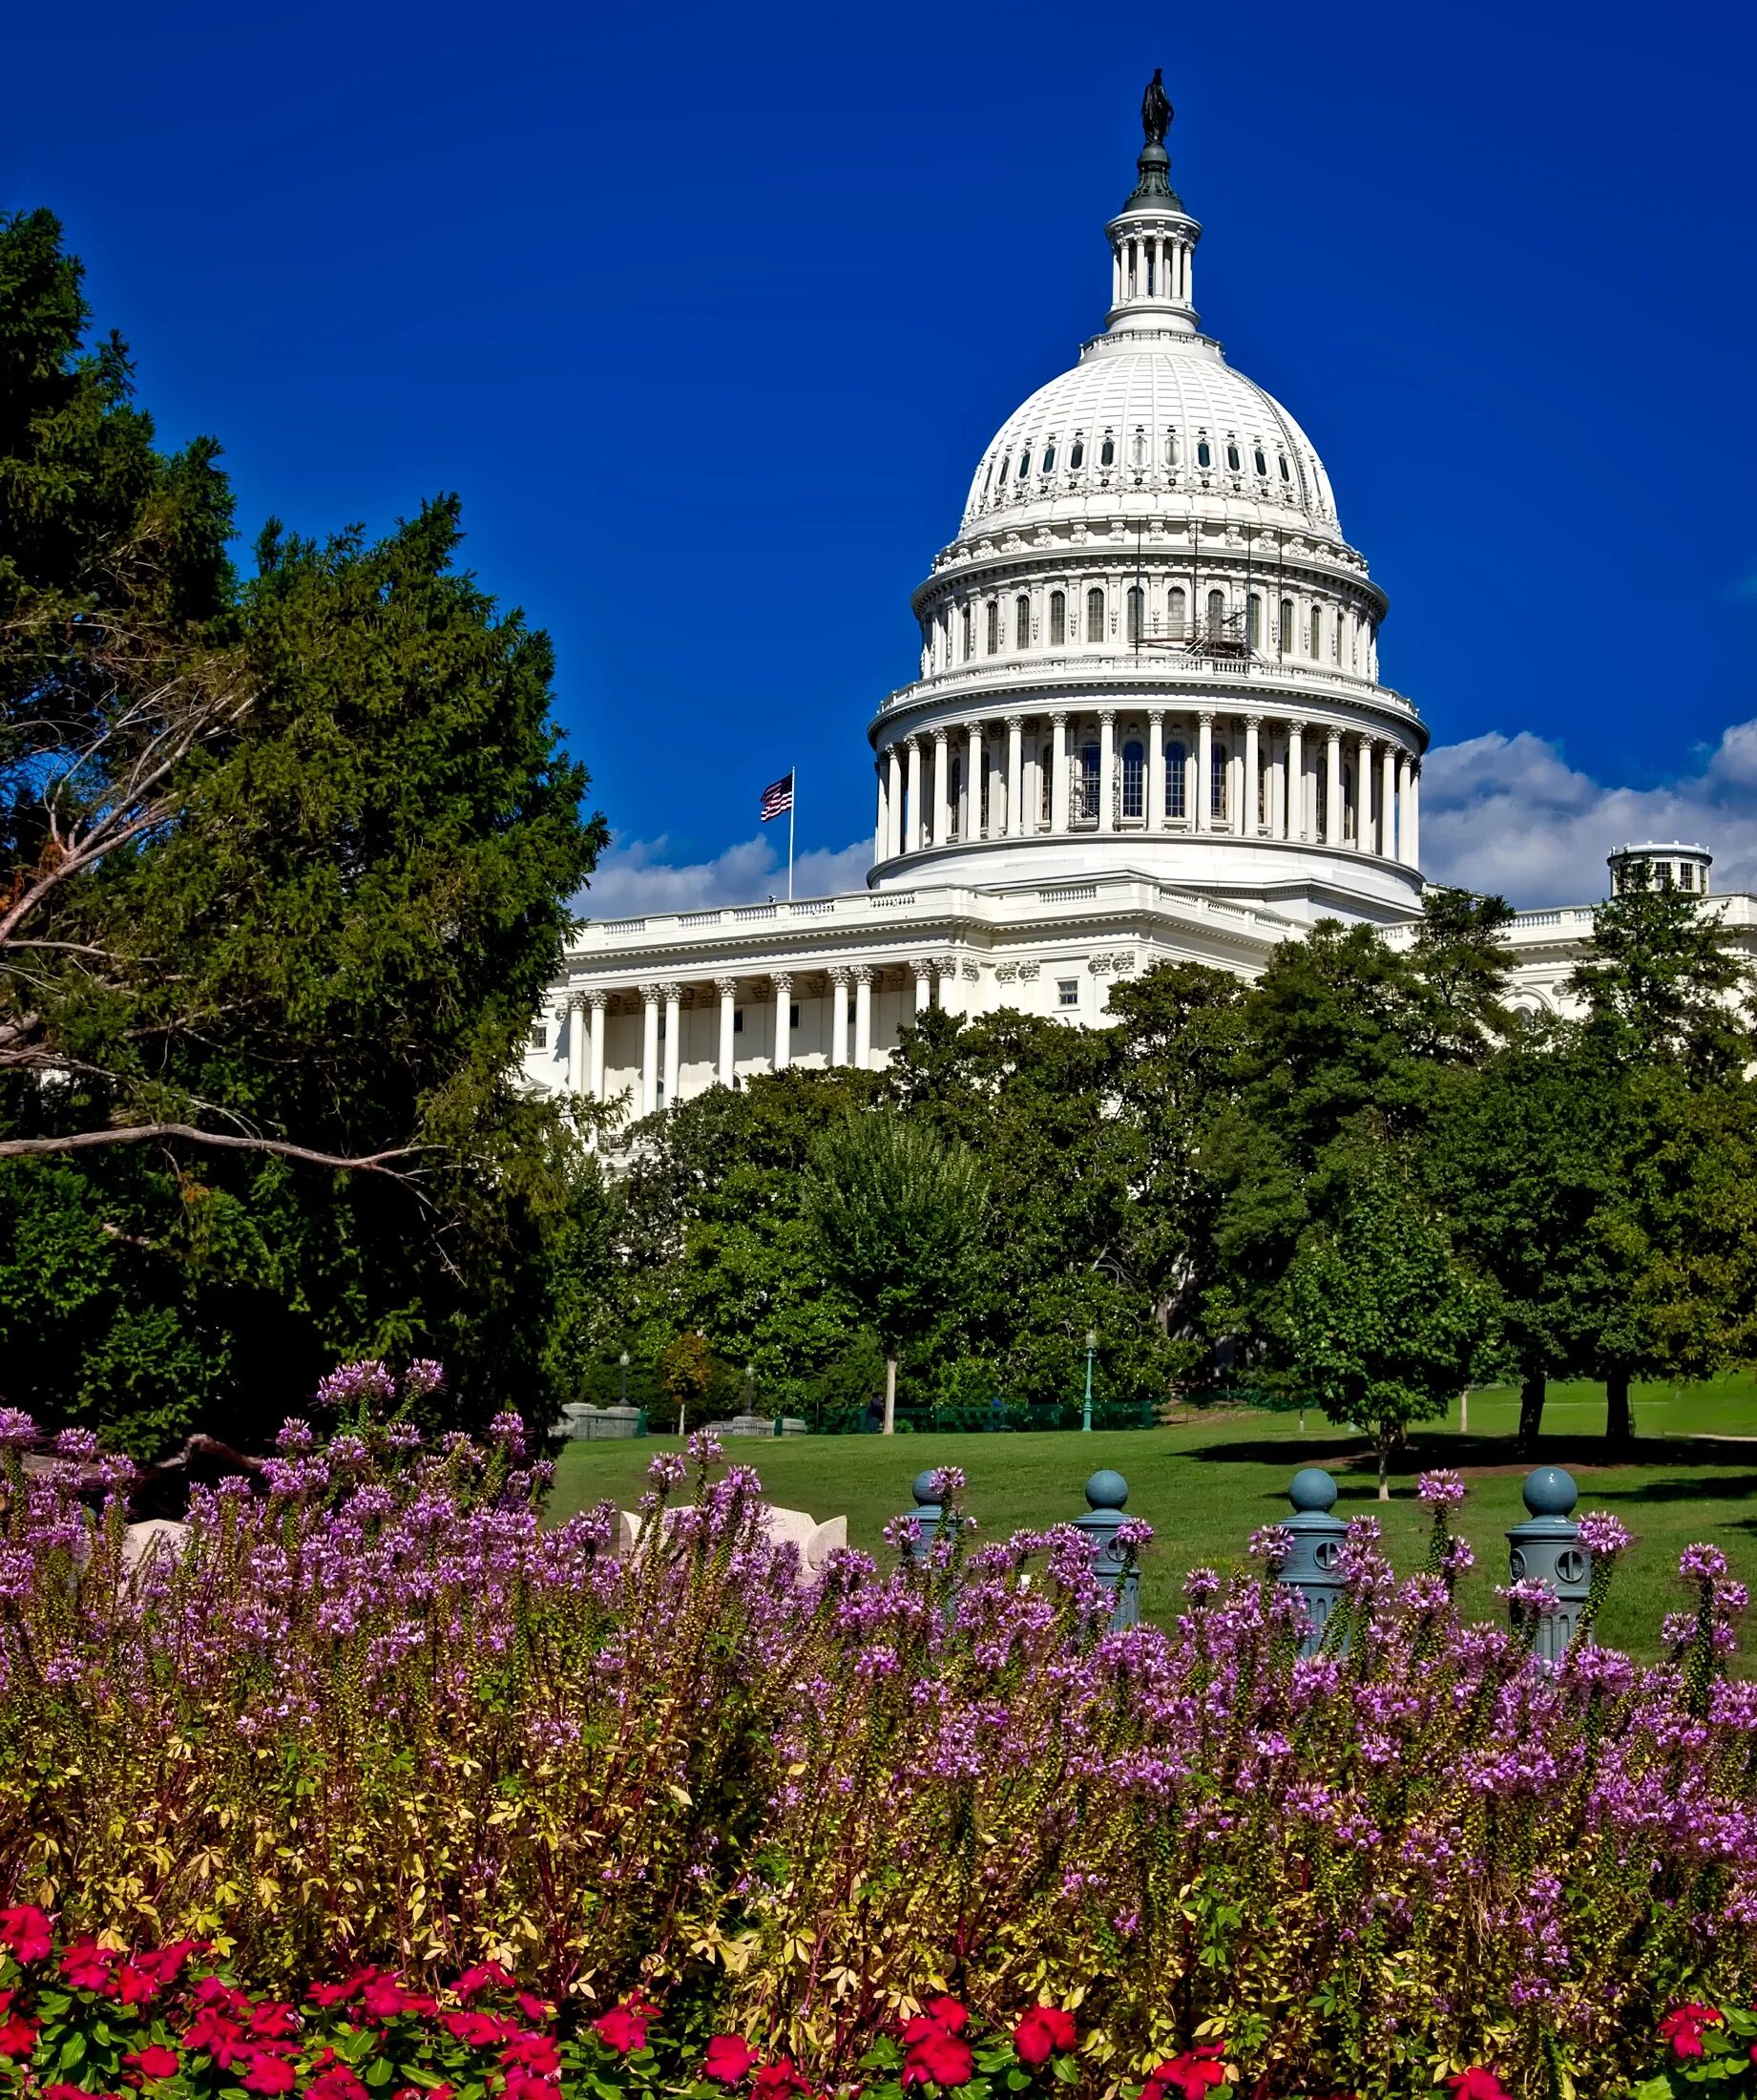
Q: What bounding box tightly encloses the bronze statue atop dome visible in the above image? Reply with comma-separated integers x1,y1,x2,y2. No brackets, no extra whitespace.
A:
1140,69,1172,147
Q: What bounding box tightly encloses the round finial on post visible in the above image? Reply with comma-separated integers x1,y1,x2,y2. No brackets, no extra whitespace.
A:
1523,1465,1579,1519
1085,1468,1129,1511
911,1469,945,1509
1288,1466,1339,1514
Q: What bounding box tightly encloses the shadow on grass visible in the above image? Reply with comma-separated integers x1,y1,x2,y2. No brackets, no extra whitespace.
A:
1182,1431,1757,1498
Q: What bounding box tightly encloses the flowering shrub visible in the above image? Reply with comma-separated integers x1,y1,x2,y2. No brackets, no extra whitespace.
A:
2,1394,1755,2097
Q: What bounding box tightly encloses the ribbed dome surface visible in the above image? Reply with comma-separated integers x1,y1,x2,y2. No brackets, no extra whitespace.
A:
960,333,1339,540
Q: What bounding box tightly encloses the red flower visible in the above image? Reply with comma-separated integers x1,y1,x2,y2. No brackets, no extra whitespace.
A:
241,2048,299,2095
114,1961,158,2006
454,1960,515,1997
1660,2005,1725,2060
516,1990,551,2023
0,1906,52,1964
924,1997,969,2034
704,2034,759,2084
307,2072,369,2100
503,2031,562,2077
904,2031,974,2088
183,2006,249,2067
248,2001,300,2040
752,2058,812,2100
307,1967,378,2008
1142,2048,1227,2100
61,1938,117,1990
443,2007,513,2046
1014,2006,1078,2068
127,2043,182,2079
504,2073,561,2100
136,1939,202,1987
192,1974,251,2015
1444,2073,1513,2100
594,1996,656,2053
0,2011,38,2058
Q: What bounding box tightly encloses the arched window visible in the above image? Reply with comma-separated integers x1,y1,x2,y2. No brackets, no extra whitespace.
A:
1169,584,1187,635
1127,585,1144,643
1131,430,1148,468
1099,432,1116,467
1164,429,1179,467
1085,586,1105,642
1279,598,1294,653
1205,587,1225,637
1166,740,1187,819
1278,454,1291,482
1121,739,1145,819
1246,594,1263,650
1070,436,1084,469
1254,447,1268,475
1049,590,1066,646
1197,438,1212,468
986,600,999,655
1212,741,1229,823
1017,451,1032,479
1309,605,1323,659
1226,442,1242,471
1079,741,1100,821
961,605,973,660
998,456,1010,486
1015,595,1031,650
1043,440,1056,471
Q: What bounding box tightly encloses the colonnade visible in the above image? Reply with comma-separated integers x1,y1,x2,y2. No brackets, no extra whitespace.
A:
563,960,963,1116
875,710,1420,867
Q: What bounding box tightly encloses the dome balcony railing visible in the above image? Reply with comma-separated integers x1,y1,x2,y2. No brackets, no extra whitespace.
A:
880,647,1412,719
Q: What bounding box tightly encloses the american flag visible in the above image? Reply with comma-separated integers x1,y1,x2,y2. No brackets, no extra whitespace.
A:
759,770,795,822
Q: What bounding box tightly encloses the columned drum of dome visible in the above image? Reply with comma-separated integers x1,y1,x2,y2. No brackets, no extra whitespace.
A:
867,95,1426,925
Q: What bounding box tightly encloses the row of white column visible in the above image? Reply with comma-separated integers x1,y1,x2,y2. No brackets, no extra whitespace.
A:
564,963,954,1116
1112,228,1190,307
875,713,1420,866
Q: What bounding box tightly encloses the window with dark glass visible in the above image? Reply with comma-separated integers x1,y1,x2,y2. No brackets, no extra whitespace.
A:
1166,740,1187,819
986,599,999,654
1206,587,1225,635
1085,586,1105,642
1099,432,1115,466
1070,437,1084,468
1246,594,1262,650
1018,451,1032,478
1169,584,1187,634
1079,741,1099,819
1050,590,1066,645
1122,740,1144,818
1057,979,1078,1009
1279,454,1291,481
1254,448,1267,475
1226,443,1241,471
1197,439,1212,468
961,605,973,660
1127,585,1144,643
1015,595,1030,649
998,456,1010,485
1212,742,1228,822
1279,598,1294,652
1043,441,1056,470
1309,605,1323,659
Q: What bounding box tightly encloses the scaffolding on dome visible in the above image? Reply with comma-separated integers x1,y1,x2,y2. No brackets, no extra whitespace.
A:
1131,611,1255,662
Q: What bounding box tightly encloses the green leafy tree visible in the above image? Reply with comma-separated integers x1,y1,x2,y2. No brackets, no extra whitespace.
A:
1569,858,1753,1074
802,1108,987,1433
1272,1164,1492,1497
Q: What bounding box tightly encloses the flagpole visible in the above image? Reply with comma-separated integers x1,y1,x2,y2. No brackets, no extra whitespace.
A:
787,766,795,902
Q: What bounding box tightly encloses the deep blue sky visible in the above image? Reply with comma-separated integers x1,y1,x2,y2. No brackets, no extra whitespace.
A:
10,0,1757,905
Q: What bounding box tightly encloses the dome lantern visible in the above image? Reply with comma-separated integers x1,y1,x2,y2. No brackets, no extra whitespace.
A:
1106,72,1202,338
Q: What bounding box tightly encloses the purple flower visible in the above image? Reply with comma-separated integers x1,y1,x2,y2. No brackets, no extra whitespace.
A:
0,1408,38,1448
1577,1511,1631,1560
488,1410,527,1456
276,1418,316,1454
647,1452,687,1491
1247,1523,1293,1568
54,1427,99,1460
1680,1543,1729,1584
403,1357,446,1400
1498,1579,1560,1616
928,1465,967,1501
313,1358,396,1414
1417,1468,1467,1510
1115,1517,1155,1555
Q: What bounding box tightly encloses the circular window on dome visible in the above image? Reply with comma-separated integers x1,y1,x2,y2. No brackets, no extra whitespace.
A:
1254,448,1267,475
1226,443,1241,472
1099,432,1116,467
1070,436,1084,469
1197,440,1212,469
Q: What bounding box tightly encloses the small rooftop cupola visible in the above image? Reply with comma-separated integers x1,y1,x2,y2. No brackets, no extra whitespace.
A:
1105,69,1202,337
1608,840,1714,896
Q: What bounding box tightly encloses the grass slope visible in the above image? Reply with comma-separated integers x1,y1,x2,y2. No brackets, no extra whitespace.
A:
550,1374,1757,1658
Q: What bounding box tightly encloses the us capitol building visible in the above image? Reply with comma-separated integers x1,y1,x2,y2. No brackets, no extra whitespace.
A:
526,82,1747,1123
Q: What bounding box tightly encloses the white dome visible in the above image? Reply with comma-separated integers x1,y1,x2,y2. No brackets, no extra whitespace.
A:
960,332,1341,540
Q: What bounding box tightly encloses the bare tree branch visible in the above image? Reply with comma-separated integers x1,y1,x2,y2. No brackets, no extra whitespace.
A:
0,1124,431,1174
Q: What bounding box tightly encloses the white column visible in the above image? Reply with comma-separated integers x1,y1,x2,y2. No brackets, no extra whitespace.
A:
1286,721,1306,840
1381,744,1398,861
965,721,983,838
566,996,585,1096
1147,709,1165,831
931,730,950,847
1244,716,1262,836
587,991,607,1102
886,746,903,858
937,958,961,1018
911,959,933,1020
1396,752,1412,866
1407,764,1421,869
852,964,873,1070
1229,741,1245,836
874,761,888,862
905,737,922,851
1098,710,1116,832
715,977,737,1087
1197,711,1214,830
829,966,850,1067
1051,712,1070,831
662,987,681,1108
771,973,792,1073
1006,715,1025,837
639,986,660,1118
1325,729,1343,846
1268,735,1286,841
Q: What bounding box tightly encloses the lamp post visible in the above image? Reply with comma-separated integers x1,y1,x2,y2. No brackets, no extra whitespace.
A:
618,1350,629,1406
1081,1330,1097,1434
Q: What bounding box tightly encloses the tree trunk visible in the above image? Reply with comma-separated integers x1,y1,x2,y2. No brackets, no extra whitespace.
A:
1516,1369,1546,1460
1459,1386,1470,1435
883,1353,897,1435
1604,1370,1634,1459
1377,1441,1391,1501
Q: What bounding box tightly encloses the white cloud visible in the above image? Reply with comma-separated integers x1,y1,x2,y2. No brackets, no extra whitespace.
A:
575,832,873,918
1422,720,1757,907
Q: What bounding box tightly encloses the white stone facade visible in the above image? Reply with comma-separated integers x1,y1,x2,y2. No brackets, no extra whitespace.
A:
524,109,1753,1123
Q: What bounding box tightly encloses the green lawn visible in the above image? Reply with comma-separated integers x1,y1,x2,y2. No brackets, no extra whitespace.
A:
549,1373,1757,1657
